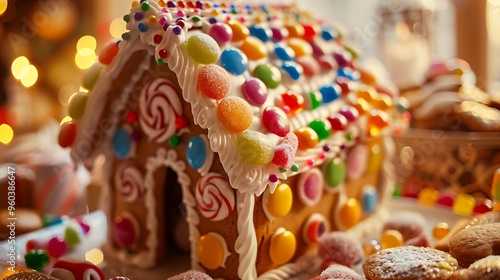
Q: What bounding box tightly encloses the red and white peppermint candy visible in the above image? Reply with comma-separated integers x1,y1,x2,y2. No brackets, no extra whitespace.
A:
139,78,183,142
114,160,144,203
195,173,235,221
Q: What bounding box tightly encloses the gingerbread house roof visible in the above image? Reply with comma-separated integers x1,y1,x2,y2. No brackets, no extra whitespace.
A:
67,0,407,195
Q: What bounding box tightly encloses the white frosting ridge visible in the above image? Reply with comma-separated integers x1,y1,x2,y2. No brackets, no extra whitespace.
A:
235,192,258,279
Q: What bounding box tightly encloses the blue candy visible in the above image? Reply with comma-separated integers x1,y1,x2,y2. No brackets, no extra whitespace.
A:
319,84,341,103
337,67,360,81
250,25,270,42
186,135,207,169
363,186,378,213
274,43,295,61
281,61,302,81
220,48,248,75
112,128,131,158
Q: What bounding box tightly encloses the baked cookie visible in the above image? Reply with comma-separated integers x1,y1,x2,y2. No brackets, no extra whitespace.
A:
467,211,500,227
449,223,500,268
450,256,500,280
454,101,500,132
363,245,458,280
3,271,53,280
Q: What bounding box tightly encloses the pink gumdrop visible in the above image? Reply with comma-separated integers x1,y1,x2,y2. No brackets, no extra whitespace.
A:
98,41,119,65
241,78,267,106
437,195,454,207
169,270,213,280
382,211,426,241
425,60,449,79
296,56,320,77
262,106,290,137
317,55,338,71
209,23,232,44
404,233,432,248
317,232,363,267
282,132,298,152
346,145,368,180
338,105,358,122
47,237,68,258
271,144,295,169
320,264,364,280
327,113,348,131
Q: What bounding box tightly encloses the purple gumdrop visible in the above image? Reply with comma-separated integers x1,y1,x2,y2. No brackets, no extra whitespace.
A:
338,105,359,122
209,23,232,44
241,78,267,106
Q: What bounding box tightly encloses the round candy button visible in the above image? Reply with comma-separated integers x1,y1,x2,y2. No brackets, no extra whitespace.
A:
209,23,232,44
338,198,362,229
112,128,132,159
197,233,229,270
239,37,267,60
186,135,207,169
302,213,329,243
269,228,296,265
324,158,345,188
265,183,293,218
220,48,248,75
241,78,267,106
113,213,139,248
297,168,323,206
253,64,281,89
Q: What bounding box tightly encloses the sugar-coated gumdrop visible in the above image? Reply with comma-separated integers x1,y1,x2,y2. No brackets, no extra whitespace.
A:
220,48,248,75
324,158,345,188
241,78,267,106
452,193,475,216
266,184,293,218
217,97,253,133
47,237,68,258
227,20,249,42
317,232,362,267
294,127,319,150
363,239,381,257
168,270,213,280
82,63,103,90
271,144,295,169
237,130,275,165
253,64,282,89
197,64,230,99
98,41,119,65
380,229,404,249
64,227,81,247
433,222,450,239
263,106,290,137
24,250,49,271
282,132,299,152
68,92,88,120
58,121,77,148
269,229,296,265
239,37,267,60
209,22,232,44
382,211,426,241
339,198,362,229
404,233,432,247
197,234,225,270
320,264,364,280
186,33,220,64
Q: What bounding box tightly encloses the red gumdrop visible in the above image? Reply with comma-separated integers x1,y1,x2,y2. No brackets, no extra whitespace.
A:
98,41,120,65
271,144,295,169
382,211,426,241
169,270,213,280
296,56,320,77
317,232,363,268
47,237,68,258
320,264,364,280
281,132,298,152
404,233,432,248
197,64,231,100
58,121,77,148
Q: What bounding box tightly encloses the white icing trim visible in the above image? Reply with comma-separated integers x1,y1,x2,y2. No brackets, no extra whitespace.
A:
234,192,258,279
197,134,214,176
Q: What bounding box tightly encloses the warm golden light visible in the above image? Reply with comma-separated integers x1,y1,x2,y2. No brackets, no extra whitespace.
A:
77,35,97,56
85,248,104,265
75,52,97,70
110,17,128,39
58,84,78,106
0,0,7,16
60,116,73,125
11,56,30,80
20,65,38,88
0,124,14,145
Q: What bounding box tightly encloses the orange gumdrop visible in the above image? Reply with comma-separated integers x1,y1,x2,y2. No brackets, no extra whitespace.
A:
98,41,120,65
239,37,267,61
197,64,231,100
294,127,319,150
227,20,249,42
217,96,253,133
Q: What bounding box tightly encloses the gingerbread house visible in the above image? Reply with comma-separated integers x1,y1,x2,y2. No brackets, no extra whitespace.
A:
58,0,408,279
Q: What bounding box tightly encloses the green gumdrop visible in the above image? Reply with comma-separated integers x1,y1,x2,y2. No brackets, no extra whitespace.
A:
68,92,88,120
65,227,81,247
253,64,281,89
24,249,49,271
310,92,322,110
82,63,103,90
186,33,220,64
309,120,331,141
237,130,275,165
324,158,345,187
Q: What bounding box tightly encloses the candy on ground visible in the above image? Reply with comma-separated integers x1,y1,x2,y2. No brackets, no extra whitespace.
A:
317,232,363,268
382,211,426,241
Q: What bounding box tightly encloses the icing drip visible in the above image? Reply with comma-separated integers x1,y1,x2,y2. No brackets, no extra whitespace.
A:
235,192,258,279
139,78,183,142
114,160,144,203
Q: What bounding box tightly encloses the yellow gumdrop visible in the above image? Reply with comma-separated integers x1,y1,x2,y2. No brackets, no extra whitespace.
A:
339,198,362,229
217,96,253,133
197,233,225,270
433,222,450,239
227,20,249,42
239,37,267,60
294,127,319,150
287,38,312,57
418,188,440,206
380,229,404,249
267,184,293,218
269,229,296,264
237,130,275,165
367,142,382,174
373,94,393,111
452,193,475,216
357,86,377,103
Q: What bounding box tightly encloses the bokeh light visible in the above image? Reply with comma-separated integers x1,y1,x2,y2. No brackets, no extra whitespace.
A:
77,35,97,56
109,17,128,39
0,124,14,145
85,248,104,265
0,0,7,16
58,84,78,106
75,52,97,70
20,65,38,88
60,116,73,125
11,56,30,79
